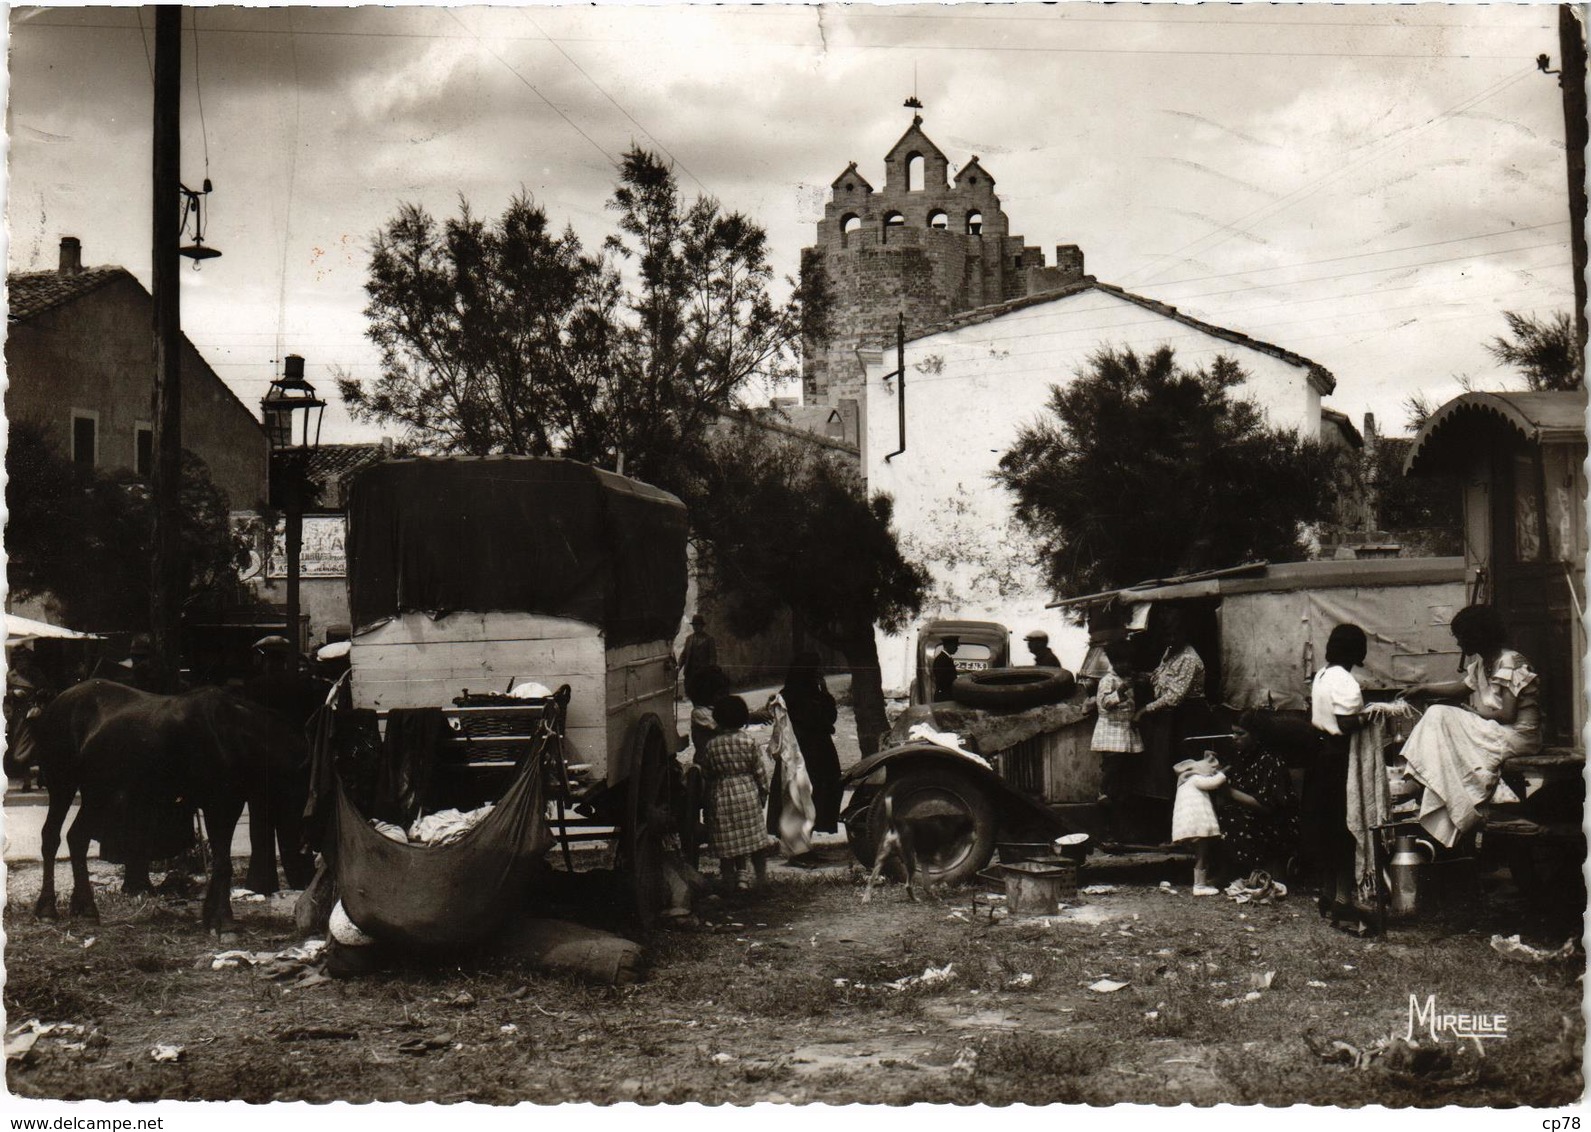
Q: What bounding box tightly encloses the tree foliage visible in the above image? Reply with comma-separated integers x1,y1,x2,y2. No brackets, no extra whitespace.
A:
994,346,1338,599
342,149,806,492
1486,310,1582,392
341,193,617,458
684,420,928,754
5,421,249,631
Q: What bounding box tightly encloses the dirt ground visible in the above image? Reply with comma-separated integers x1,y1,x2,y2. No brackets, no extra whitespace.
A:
4,846,1583,1107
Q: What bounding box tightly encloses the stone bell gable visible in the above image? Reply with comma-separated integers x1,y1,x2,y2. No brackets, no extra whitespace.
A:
802,113,1086,424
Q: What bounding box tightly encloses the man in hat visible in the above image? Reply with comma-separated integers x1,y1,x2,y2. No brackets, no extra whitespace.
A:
931,636,961,702
1025,630,1062,669
242,635,325,729
678,614,718,692
116,633,162,692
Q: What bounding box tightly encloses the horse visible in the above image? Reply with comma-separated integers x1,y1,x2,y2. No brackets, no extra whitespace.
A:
4,679,315,933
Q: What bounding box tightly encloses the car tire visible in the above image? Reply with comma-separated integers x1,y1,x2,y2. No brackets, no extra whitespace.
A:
842,784,880,866
869,767,998,886
952,666,1075,710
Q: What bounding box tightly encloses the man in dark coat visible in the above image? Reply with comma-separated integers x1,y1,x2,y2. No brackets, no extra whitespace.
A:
678,615,718,693
931,636,961,702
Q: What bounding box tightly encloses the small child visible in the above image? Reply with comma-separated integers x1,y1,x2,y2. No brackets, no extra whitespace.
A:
1092,640,1143,841
686,666,732,760
700,695,772,890
1171,751,1226,895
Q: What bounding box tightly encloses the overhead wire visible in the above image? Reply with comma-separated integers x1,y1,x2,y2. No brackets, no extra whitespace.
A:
16,17,1542,60
190,9,210,181
446,8,617,167
516,8,707,194
1115,221,1568,292
1117,65,1540,288
133,9,153,86
274,7,301,374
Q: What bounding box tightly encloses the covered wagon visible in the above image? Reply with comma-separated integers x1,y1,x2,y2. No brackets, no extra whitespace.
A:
315,457,691,943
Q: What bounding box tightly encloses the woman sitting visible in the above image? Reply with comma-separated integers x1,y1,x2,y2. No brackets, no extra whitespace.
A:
1215,711,1300,883
1400,604,1542,847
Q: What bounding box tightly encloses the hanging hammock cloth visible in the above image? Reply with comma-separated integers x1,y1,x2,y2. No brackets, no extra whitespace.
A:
334,736,555,950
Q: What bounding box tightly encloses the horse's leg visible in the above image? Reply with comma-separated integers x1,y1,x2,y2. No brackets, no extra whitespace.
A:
200,796,245,937
243,799,280,897
64,801,100,921
32,787,72,919
122,856,154,895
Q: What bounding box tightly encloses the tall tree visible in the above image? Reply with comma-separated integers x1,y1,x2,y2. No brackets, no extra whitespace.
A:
5,421,249,631
342,151,802,493
685,420,928,756
340,193,618,456
602,148,801,485
1485,310,1583,391
995,346,1337,598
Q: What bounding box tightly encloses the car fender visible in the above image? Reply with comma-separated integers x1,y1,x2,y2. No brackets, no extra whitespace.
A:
841,740,1074,837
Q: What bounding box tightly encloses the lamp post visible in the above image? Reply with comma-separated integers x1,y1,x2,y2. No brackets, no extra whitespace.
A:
260,355,324,653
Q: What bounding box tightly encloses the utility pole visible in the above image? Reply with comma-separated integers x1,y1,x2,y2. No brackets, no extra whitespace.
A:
1560,4,1588,366
151,5,183,691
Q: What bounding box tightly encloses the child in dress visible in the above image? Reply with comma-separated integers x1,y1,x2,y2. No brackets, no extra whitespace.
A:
1092,640,1143,842
700,695,772,890
1171,751,1226,895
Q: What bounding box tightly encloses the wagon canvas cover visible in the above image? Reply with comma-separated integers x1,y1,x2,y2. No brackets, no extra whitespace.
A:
346,457,688,648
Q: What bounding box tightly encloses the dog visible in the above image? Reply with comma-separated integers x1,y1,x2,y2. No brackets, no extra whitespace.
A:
861,792,933,903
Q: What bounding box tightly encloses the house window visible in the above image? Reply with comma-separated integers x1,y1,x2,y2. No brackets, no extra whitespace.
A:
907,153,925,192
884,211,905,227
135,422,154,478
966,211,983,235
71,411,98,467
928,210,948,230
841,214,861,247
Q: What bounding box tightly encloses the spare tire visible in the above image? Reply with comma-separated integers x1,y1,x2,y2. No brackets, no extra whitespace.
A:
952,666,1075,710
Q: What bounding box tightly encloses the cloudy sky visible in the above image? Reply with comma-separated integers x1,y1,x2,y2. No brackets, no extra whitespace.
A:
7,3,1576,446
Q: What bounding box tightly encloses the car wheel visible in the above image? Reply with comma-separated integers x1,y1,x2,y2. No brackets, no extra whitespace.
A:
870,767,997,886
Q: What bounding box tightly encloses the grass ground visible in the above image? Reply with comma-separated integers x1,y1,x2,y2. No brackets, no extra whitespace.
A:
4,848,1582,1106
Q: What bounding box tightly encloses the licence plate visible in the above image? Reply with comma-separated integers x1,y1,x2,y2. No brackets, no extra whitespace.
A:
956,660,989,672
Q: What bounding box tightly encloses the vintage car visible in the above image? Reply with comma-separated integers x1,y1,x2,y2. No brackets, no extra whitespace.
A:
843,557,1472,885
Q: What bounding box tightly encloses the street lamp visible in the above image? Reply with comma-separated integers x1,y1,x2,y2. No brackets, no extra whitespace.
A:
261,355,324,652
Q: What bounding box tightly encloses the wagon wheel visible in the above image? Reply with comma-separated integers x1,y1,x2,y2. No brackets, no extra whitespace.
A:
623,713,680,929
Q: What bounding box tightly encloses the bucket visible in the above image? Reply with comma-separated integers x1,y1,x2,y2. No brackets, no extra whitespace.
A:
998,860,1078,915
996,842,1056,865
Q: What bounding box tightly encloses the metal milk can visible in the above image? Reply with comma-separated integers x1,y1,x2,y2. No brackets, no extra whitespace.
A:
1385,831,1435,920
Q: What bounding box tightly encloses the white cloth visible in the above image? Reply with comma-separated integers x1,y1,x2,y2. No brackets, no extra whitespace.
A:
1402,704,1540,847
1346,717,1392,905
407,803,494,846
1171,766,1226,842
1311,666,1364,734
765,696,816,856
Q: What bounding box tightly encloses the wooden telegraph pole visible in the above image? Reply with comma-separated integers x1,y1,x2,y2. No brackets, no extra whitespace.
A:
151,6,183,691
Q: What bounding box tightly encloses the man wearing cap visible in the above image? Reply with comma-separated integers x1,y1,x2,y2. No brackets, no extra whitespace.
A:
678,614,718,691
931,636,961,702
1025,630,1062,669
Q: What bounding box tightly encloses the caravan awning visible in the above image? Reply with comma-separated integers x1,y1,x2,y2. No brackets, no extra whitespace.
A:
1405,389,1588,476
5,614,103,645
